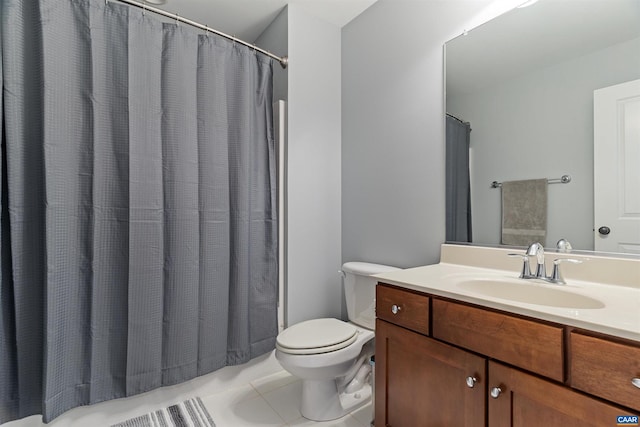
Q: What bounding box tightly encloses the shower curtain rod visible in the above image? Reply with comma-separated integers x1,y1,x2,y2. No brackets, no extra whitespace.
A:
446,113,470,125
112,0,289,68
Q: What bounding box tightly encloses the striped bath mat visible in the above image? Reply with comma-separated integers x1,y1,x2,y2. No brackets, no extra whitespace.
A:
111,397,215,427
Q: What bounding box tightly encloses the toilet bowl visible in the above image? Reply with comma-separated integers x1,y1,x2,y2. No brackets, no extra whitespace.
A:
275,262,400,422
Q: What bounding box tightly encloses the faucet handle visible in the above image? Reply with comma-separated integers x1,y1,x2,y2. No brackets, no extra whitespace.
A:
549,258,582,284
553,258,582,268
508,253,532,278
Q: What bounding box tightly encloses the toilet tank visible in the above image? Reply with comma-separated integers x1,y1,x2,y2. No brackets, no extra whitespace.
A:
342,262,400,330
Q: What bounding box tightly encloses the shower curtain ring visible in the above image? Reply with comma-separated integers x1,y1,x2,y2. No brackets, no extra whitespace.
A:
175,13,179,26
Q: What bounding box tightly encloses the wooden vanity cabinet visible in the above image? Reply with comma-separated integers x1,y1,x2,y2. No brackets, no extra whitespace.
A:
375,284,485,427
488,361,625,427
375,283,639,427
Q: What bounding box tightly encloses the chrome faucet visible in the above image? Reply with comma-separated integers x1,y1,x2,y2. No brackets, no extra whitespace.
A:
526,242,546,279
509,242,582,285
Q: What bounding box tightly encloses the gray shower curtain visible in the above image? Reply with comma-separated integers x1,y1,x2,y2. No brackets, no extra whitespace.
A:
445,114,472,242
0,0,278,423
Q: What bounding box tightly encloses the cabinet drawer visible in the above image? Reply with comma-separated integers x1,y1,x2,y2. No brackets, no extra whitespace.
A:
570,332,640,411
432,299,564,382
376,284,430,335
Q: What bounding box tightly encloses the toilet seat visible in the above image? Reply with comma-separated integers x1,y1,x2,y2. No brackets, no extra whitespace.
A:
276,318,358,355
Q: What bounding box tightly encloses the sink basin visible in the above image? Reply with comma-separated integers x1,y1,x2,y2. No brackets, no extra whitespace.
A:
456,279,605,309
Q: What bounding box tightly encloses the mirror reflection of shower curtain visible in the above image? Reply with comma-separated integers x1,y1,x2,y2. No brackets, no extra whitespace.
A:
446,115,472,242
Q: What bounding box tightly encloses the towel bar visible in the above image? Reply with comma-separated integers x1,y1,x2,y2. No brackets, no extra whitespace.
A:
491,174,571,189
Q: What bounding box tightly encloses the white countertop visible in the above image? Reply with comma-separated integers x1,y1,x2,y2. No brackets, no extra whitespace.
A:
374,261,640,342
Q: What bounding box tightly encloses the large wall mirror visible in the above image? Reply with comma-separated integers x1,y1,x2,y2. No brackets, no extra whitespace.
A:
445,0,640,254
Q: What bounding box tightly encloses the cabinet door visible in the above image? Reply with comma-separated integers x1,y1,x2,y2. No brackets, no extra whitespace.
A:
488,361,637,427
375,319,485,427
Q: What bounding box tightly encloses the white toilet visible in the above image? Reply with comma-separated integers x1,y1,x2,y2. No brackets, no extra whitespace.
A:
275,262,400,421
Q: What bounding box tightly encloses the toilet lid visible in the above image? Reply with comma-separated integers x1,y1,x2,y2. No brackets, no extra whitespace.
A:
276,318,358,355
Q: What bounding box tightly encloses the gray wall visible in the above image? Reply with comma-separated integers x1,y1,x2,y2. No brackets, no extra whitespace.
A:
286,4,343,326
341,0,492,269
448,37,640,250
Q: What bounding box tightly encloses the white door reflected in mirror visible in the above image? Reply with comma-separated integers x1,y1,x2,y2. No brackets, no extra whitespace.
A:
594,79,640,254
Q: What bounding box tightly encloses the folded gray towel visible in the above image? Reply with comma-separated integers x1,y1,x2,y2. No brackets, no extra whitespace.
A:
501,178,548,246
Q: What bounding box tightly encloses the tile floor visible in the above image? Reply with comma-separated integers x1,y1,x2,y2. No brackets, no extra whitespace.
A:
201,370,373,427
3,351,373,427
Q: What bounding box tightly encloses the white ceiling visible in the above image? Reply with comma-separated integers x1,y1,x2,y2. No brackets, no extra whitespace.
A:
155,0,379,42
